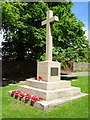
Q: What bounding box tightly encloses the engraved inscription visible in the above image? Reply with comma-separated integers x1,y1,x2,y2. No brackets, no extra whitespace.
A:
51,68,58,76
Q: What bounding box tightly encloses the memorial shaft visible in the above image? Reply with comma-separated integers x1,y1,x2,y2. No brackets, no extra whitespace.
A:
42,10,59,61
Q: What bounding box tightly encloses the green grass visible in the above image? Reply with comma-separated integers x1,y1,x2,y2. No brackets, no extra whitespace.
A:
2,76,89,118
71,76,88,93
0,87,2,119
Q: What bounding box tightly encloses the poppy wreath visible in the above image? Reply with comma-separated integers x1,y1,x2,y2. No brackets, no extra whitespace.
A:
11,90,43,103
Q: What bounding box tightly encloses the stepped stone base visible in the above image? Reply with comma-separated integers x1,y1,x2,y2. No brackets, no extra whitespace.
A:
26,79,71,90
17,77,87,110
18,85,81,100
33,93,87,110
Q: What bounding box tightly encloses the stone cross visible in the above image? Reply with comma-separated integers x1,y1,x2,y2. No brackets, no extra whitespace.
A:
42,10,59,61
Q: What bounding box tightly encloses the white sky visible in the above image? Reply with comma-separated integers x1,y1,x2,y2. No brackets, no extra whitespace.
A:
0,33,3,47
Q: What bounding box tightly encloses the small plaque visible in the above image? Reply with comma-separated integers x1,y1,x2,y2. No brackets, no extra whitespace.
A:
51,68,58,76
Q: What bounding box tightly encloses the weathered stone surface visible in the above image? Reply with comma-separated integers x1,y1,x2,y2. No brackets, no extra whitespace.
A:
8,89,87,110
58,87,81,98
26,79,71,90
18,85,81,100
42,10,59,61
37,61,60,82
34,93,88,110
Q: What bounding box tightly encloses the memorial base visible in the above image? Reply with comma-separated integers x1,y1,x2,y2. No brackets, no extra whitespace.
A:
33,93,87,110
37,61,60,82
17,77,87,110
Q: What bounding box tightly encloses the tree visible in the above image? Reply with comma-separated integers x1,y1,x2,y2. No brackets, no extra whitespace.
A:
1,2,48,60
46,2,89,62
1,1,89,62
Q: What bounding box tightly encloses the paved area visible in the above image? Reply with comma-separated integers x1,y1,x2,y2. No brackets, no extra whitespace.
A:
75,72,90,76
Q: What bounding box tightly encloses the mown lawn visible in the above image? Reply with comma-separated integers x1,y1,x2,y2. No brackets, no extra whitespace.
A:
1,76,89,118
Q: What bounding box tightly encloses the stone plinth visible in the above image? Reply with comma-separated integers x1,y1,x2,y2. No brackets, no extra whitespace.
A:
26,79,71,90
37,61,60,82
18,82,81,100
33,93,87,110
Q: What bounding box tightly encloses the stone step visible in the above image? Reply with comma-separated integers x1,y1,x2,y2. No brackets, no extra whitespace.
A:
26,79,71,90
34,93,88,110
18,85,81,100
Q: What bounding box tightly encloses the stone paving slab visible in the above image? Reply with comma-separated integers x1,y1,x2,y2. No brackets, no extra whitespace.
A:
61,73,78,78
77,72,90,76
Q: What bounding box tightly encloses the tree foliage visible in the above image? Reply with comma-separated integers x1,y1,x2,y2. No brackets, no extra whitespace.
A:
1,1,89,62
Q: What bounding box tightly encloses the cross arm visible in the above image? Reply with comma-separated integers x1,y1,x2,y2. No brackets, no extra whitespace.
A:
50,16,59,23
42,16,59,26
42,20,47,26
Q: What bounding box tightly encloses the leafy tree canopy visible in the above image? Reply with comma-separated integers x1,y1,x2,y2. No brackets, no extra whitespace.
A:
1,1,89,62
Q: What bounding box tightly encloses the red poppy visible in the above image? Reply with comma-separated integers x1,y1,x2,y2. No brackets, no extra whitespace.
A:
24,93,31,101
14,91,19,96
24,96,30,101
31,96,37,102
38,97,43,101
19,92,25,98
10,90,43,103
11,90,17,95
38,76,42,80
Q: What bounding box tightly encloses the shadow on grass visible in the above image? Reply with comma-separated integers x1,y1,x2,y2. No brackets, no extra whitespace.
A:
2,60,37,86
